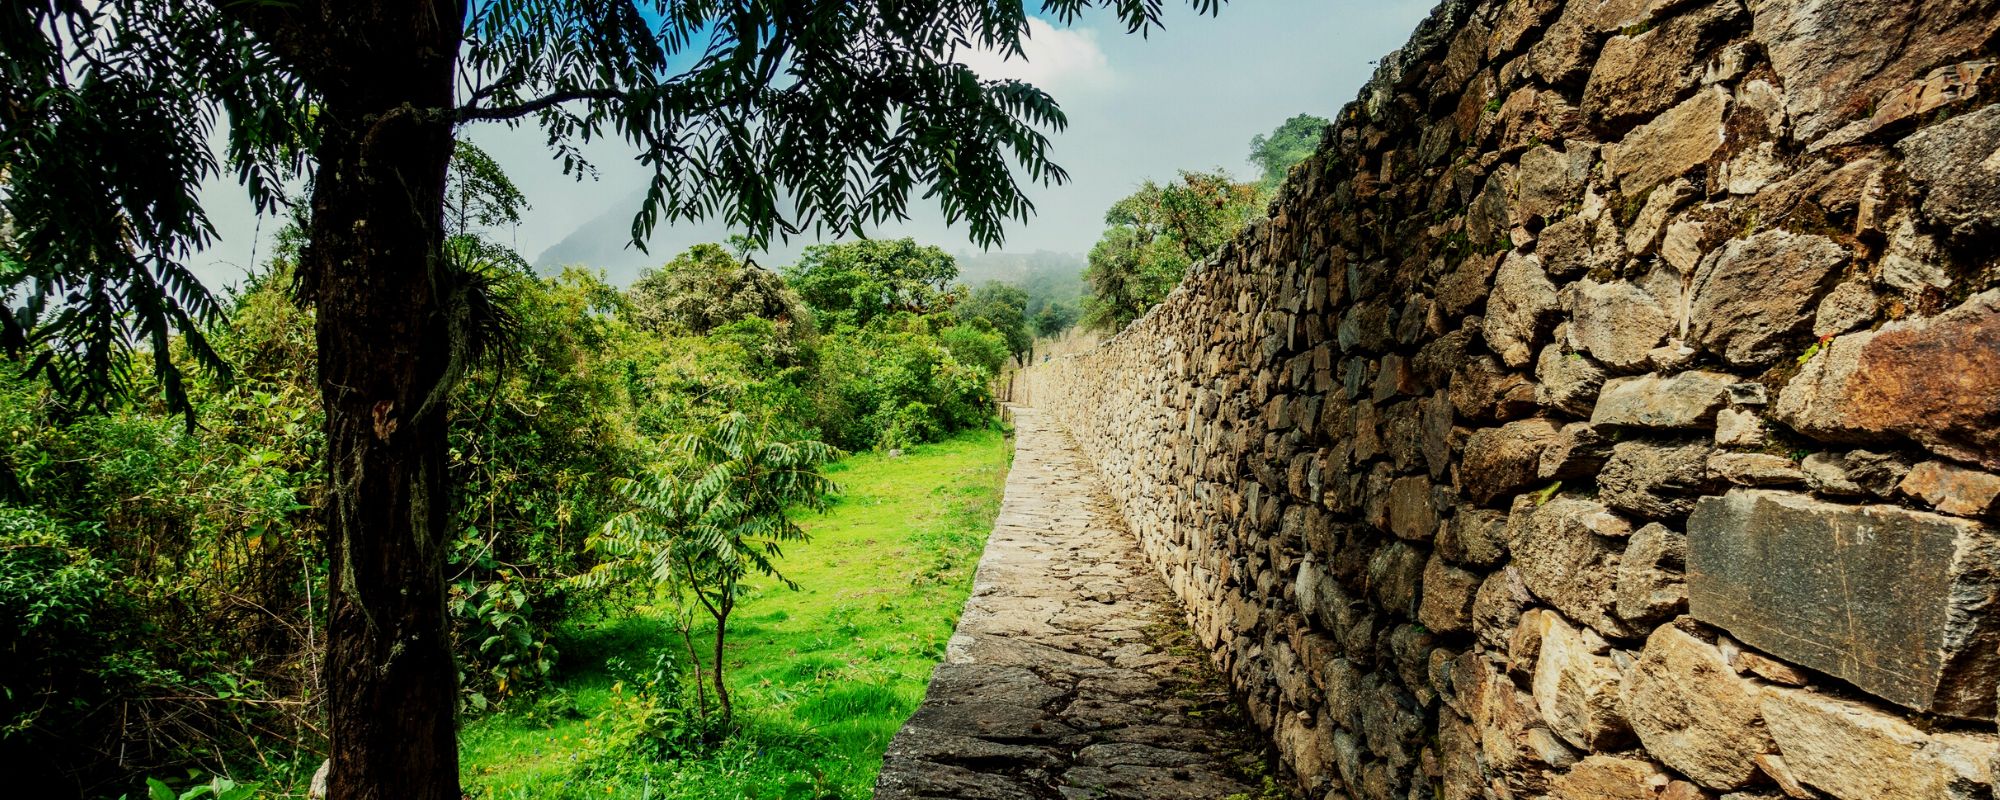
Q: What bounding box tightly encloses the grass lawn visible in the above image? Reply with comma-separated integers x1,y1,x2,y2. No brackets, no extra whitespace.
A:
459,425,1012,800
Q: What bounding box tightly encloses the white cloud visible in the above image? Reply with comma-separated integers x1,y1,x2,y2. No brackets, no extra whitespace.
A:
957,18,1114,94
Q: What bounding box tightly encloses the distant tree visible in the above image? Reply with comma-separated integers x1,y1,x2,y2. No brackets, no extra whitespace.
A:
445,141,530,241
1082,170,1260,330
1248,113,1331,194
587,414,839,731
1,2,1222,795
955,282,1032,360
1033,302,1079,337
784,239,960,329
628,244,813,360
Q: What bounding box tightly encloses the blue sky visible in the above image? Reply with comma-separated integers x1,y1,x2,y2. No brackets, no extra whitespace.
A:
189,0,1436,288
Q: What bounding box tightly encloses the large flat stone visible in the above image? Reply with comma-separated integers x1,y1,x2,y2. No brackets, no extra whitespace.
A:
1688,489,2000,718
1761,686,1999,800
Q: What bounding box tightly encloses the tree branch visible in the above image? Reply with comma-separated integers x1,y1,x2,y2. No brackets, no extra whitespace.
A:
455,88,630,122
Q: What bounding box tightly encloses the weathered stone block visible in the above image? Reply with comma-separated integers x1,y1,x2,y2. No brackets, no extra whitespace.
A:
1605,87,1729,195
1622,626,1775,790
1462,418,1561,506
1777,290,2000,470
1509,495,1633,638
1590,371,1735,429
1761,686,1999,800
1687,230,1849,368
1531,613,1632,751
1688,489,2000,717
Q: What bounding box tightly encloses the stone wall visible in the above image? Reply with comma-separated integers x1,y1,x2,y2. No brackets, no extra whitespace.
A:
1015,0,2000,797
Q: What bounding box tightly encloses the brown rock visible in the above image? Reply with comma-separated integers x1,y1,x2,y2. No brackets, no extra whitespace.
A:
1606,87,1730,195
1616,522,1687,625
1689,489,2000,718
1538,422,1612,481
1550,755,1671,800
1439,507,1510,568
1590,371,1735,429
1387,475,1441,540
1450,355,1540,422
1532,614,1634,751
1687,230,1849,368
1622,626,1775,790
1899,461,2000,518
1761,686,1999,800
1514,144,1596,224
1776,290,2000,470
1754,0,2000,144
1475,567,1534,653
1463,418,1562,506
1510,496,1633,638
1420,556,1481,635
1812,281,1880,338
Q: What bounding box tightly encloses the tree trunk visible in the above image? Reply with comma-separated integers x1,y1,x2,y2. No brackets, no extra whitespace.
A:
301,3,466,798
712,601,733,729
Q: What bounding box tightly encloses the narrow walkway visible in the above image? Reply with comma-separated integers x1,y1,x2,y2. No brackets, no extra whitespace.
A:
874,407,1269,800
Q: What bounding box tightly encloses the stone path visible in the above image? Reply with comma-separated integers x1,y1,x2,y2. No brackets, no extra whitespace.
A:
874,407,1270,800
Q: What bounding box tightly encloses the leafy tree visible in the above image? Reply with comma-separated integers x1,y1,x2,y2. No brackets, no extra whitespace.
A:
1033,301,1080,337
1248,112,1330,194
446,141,530,240
784,239,961,329
955,282,1032,361
1081,170,1260,330
1,1,1220,795
627,243,813,359
585,414,839,730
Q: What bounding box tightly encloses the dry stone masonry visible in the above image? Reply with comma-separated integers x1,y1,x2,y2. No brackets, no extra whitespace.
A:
1013,0,2000,797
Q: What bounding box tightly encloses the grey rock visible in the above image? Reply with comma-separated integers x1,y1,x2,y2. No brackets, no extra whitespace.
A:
1754,0,2000,144
1813,281,1880,337
1687,230,1849,368
1590,371,1736,429
1713,408,1767,448
1569,279,1674,371
1888,103,2000,236
1616,522,1688,625
1599,440,1716,519
1534,345,1607,416
1484,252,1561,368
1689,489,2000,718
1800,449,1911,497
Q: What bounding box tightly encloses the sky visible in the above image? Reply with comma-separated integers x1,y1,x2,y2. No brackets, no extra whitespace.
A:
187,0,1438,290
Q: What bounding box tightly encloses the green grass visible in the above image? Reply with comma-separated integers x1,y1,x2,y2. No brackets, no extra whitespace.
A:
459,425,1013,800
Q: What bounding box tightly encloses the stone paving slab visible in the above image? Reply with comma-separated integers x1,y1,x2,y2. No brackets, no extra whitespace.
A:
874,407,1271,800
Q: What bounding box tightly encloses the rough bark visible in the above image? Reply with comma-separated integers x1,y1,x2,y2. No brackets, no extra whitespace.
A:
296,2,467,798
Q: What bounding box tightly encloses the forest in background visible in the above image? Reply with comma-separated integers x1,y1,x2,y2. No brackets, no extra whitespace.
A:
0,139,1071,797
0,105,1328,798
